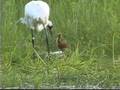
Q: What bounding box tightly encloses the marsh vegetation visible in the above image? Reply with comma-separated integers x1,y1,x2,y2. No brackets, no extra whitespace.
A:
1,0,120,89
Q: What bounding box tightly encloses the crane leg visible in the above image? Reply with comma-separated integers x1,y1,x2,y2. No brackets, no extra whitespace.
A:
31,29,35,49
31,29,36,59
43,25,50,59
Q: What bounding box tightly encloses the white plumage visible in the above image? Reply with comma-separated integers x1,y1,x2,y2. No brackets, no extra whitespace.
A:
19,0,53,31
17,0,53,55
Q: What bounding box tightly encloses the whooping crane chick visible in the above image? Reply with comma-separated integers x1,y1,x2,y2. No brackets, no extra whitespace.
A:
56,33,68,52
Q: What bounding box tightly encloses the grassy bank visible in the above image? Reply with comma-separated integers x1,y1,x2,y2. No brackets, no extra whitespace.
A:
1,0,120,89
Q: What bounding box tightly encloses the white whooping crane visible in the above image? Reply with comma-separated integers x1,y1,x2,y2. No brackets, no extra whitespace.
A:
17,0,53,55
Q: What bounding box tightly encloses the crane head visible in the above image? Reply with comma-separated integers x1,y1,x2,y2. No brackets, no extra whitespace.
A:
47,20,53,36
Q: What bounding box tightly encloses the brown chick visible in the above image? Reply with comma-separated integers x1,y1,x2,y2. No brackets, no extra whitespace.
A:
56,33,68,52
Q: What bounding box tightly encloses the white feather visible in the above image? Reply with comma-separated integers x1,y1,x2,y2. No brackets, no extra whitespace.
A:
18,1,52,31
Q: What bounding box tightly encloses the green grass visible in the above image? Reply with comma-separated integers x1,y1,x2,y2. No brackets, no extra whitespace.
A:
1,0,120,89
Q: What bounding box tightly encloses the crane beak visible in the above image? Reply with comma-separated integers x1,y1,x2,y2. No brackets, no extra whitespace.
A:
15,19,21,24
15,17,24,25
